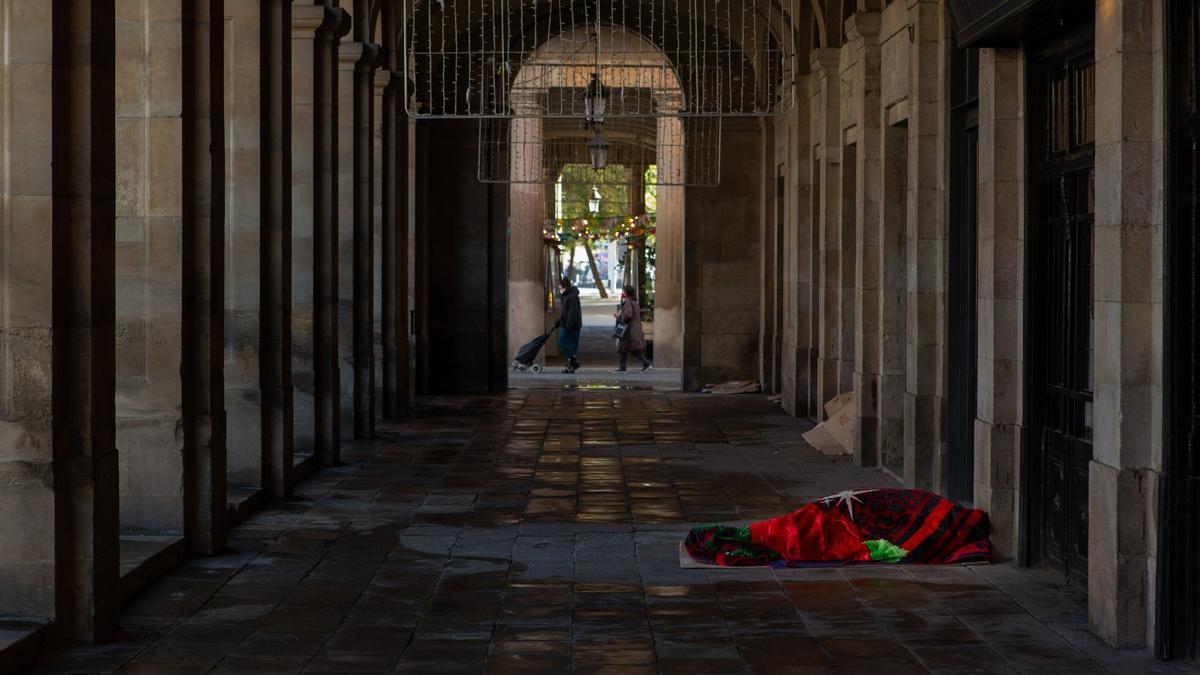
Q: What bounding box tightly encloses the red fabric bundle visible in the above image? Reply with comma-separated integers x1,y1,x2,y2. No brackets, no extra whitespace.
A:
748,502,871,562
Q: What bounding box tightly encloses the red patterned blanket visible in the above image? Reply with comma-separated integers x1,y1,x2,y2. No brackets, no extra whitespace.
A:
683,489,991,567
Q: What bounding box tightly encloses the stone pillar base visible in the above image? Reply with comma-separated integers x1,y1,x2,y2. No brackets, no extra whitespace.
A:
654,306,682,367
1088,460,1153,648
508,279,545,365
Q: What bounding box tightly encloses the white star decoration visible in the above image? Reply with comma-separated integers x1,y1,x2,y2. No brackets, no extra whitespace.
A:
818,489,878,522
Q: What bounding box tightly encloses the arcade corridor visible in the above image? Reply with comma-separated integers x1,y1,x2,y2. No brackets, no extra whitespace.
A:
8,0,1200,670
33,391,1182,674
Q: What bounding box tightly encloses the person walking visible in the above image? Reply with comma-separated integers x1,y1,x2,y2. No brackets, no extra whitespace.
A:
613,285,652,372
555,277,583,373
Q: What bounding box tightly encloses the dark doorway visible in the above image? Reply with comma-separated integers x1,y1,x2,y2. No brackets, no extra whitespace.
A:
1159,0,1200,661
1024,17,1095,583
948,45,979,504
414,120,509,394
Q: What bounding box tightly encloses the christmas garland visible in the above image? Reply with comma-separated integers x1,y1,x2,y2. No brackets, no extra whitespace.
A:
543,213,655,245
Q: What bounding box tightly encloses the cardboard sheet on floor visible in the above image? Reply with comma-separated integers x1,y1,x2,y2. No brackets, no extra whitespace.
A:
802,391,855,455
703,379,761,395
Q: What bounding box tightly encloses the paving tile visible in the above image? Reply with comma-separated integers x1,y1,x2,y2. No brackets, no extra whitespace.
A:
32,390,1188,673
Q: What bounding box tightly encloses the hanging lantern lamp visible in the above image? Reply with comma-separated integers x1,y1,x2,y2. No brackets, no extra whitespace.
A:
587,130,609,170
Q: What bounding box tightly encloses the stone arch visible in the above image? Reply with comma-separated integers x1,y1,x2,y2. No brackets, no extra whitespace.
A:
809,0,829,48
504,26,689,375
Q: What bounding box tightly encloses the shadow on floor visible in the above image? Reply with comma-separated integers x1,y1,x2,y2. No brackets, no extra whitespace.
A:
33,390,1194,674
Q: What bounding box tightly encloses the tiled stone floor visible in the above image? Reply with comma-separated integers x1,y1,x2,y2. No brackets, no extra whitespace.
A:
35,390,1199,674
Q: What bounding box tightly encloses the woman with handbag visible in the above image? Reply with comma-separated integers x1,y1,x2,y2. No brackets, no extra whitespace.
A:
612,285,653,372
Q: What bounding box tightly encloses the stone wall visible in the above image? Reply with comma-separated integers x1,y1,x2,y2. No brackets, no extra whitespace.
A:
415,120,509,394
682,118,763,391
0,0,58,621
765,0,1169,652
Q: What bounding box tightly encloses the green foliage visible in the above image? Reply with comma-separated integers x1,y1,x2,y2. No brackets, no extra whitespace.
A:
641,233,656,317
557,165,631,219
644,165,658,214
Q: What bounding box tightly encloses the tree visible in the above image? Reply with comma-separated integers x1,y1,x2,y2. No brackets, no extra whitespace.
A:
557,165,631,219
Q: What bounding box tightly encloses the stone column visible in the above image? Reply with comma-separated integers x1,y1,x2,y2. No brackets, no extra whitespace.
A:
681,118,763,390
874,25,907,478
0,0,120,640
337,41,357,440
974,47,1023,560
261,0,295,498
1089,0,1161,648
54,0,121,642
654,93,685,368
291,1,320,461
783,74,815,419
843,14,886,469
311,3,350,466
224,0,264,489
182,0,228,555
114,0,185,535
760,119,779,392
810,48,842,415
399,87,413,414
373,69,387,418
508,92,545,368
380,66,401,417
903,0,945,493
340,29,380,439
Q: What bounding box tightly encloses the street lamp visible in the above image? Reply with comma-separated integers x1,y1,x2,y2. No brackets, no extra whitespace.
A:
587,129,608,170
588,186,602,215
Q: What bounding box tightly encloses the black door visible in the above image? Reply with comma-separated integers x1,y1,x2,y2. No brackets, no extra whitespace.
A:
1025,22,1095,582
1159,0,1200,661
947,45,979,505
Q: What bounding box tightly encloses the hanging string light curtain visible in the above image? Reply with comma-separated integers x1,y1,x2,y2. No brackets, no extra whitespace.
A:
402,0,799,118
544,214,656,245
477,114,720,186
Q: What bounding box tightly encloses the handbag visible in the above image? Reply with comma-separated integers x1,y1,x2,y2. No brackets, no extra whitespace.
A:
613,321,629,340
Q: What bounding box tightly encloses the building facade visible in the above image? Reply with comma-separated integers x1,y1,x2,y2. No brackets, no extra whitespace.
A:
765,0,1196,658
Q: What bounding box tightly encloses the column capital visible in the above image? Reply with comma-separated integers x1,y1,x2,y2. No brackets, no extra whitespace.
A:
292,4,325,37
340,41,382,70
809,48,841,80
339,41,364,66
292,3,349,39
845,12,882,50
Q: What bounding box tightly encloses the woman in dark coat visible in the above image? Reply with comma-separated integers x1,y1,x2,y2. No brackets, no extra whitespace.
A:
555,278,583,373
613,285,652,372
